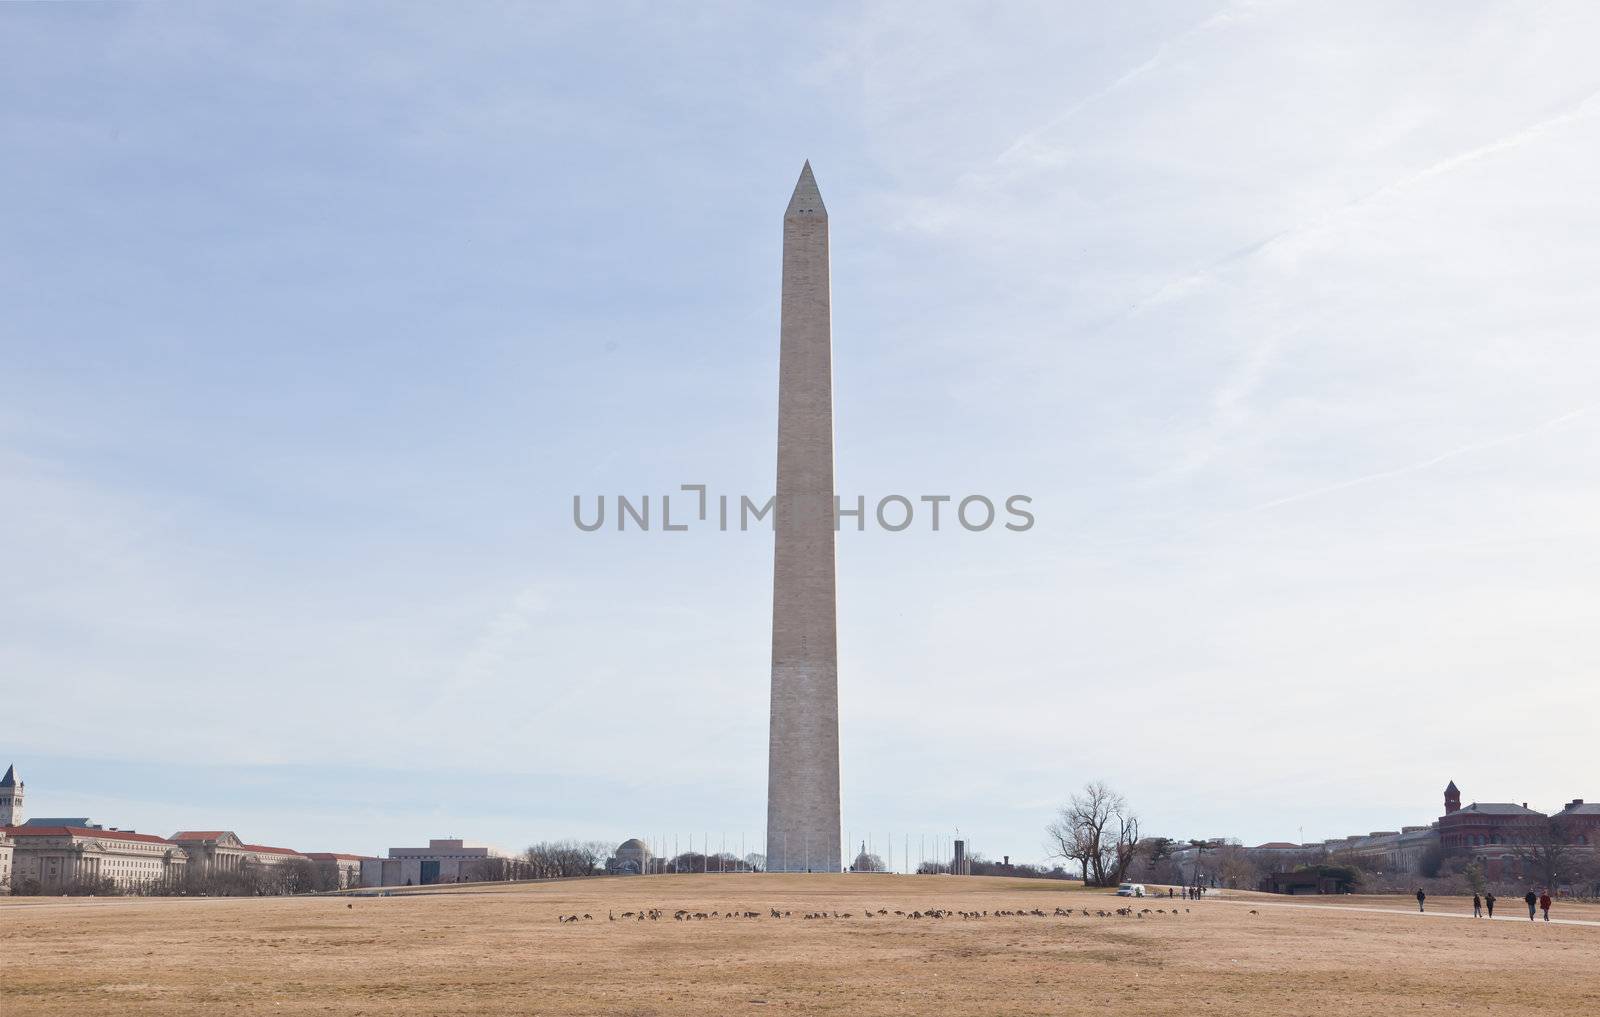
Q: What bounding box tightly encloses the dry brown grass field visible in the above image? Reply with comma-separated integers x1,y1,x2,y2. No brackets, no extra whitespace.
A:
3,874,1597,1016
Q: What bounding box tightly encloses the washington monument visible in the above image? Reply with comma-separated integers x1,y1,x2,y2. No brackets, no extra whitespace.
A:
765,162,841,873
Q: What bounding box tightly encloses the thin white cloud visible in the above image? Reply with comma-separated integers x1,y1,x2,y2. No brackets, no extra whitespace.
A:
987,3,1244,172
1142,85,1600,312
1246,403,1597,514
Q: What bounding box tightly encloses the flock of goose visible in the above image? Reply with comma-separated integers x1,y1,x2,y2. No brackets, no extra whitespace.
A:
555,905,1192,923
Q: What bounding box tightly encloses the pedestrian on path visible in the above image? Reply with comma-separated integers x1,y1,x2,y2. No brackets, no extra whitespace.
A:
1540,890,1552,922
1473,893,1482,918
1486,892,1496,917
1416,888,1426,913
1525,889,1538,920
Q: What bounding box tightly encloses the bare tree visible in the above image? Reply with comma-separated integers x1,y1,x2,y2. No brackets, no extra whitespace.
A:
1212,846,1260,890
521,837,608,876
276,858,321,895
1046,810,1098,882
668,851,708,874
1516,818,1586,889
1047,781,1144,887
577,841,611,875
523,841,601,879
1106,813,1142,887
462,857,519,883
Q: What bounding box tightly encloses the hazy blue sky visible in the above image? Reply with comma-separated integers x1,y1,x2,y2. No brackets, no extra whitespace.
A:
4,1,1598,863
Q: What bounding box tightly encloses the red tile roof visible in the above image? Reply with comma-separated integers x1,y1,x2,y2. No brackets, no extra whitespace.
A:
240,843,302,856
304,852,372,861
170,831,232,841
4,825,171,845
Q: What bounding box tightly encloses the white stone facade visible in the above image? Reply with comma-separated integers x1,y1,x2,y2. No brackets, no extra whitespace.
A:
168,830,307,874
6,825,187,891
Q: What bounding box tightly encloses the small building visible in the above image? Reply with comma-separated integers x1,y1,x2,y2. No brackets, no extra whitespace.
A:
360,838,502,887
1261,869,1356,895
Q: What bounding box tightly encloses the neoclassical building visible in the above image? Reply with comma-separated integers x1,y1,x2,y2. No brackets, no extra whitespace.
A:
3,766,385,894
168,831,306,874
6,825,189,891
1321,825,1439,874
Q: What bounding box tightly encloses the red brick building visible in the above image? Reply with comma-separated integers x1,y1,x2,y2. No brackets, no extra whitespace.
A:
1555,799,1599,846
1437,782,1597,886
1439,798,1547,852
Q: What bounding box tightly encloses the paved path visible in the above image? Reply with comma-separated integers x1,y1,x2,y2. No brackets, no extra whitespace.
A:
1203,895,1600,928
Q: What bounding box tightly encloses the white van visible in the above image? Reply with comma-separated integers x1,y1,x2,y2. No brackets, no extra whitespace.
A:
1116,883,1145,897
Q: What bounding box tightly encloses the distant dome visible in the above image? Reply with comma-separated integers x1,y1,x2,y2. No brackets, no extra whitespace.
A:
618,838,649,852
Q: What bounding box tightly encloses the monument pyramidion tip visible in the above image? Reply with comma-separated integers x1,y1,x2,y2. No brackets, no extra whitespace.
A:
785,161,827,219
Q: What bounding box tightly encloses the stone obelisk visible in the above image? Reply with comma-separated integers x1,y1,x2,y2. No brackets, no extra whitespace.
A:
765,161,841,873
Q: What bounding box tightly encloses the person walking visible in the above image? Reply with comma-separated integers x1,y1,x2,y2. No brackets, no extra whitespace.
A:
1416,888,1426,913
1472,893,1482,918
1485,892,1496,918
1524,889,1538,920
1539,890,1552,922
